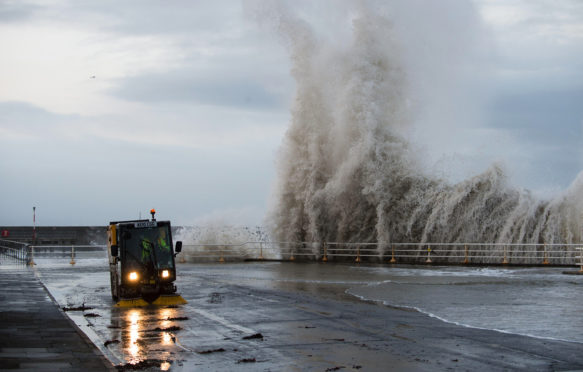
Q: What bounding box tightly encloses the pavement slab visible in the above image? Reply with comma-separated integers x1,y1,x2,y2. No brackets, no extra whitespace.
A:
0,263,114,371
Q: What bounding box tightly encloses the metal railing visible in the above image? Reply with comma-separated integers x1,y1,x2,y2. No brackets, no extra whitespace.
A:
7,240,583,269
27,245,107,265
180,241,583,267
577,247,583,272
0,239,31,265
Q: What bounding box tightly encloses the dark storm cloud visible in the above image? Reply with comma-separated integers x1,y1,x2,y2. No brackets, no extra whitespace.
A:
112,72,283,109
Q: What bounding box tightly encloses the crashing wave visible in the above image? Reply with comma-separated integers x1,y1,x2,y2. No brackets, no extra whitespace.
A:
258,2,582,261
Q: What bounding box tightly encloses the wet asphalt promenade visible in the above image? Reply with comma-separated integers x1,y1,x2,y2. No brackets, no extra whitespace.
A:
2,258,583,371
0,264,113,371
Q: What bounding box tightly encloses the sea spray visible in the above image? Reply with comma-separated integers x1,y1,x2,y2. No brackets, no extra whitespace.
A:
175,225,276,261
258,2,583,262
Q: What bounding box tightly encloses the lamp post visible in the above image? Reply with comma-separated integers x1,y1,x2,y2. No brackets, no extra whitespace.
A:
32,206,36,245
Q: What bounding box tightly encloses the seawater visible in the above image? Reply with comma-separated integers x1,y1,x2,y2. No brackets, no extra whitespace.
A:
346,265,583,344
156,260,583,344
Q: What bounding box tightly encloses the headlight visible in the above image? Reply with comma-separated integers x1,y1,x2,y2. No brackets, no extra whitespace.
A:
129,271,139,281
161,269,169,278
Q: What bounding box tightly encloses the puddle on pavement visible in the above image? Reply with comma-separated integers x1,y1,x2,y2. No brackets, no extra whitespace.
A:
106,306,183,367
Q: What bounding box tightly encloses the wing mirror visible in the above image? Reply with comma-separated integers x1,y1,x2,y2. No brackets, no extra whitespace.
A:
175,241,182,254
111,245,118,257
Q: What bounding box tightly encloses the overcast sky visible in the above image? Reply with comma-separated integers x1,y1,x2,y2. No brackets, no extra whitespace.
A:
1,0,582,226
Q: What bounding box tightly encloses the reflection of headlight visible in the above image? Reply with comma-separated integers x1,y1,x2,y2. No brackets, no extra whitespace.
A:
129,272,139,281
161,270,169,278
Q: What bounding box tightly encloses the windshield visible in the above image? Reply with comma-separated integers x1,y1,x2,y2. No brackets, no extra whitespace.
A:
123,225,174,270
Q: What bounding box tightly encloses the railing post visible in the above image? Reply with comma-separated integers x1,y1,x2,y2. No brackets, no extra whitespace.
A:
219,248,225,263
70,246,76,265
355,246,361,263
502,245,508,265
463,244,469,264
543,244,549,265
258,242,264,260
322,242,328,262
28,245,35,266
389,245,396,263
425,246,432,264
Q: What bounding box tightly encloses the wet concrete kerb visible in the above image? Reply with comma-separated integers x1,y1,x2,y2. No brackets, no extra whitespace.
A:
0,263,115,371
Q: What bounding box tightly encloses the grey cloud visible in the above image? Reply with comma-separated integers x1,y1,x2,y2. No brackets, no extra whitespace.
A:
515,0,583,29
489,88,583,140
487,87,583,188
47,0,242,36
112,72,284,109
0,1,39,23
0,101,75,128
3,0,245,46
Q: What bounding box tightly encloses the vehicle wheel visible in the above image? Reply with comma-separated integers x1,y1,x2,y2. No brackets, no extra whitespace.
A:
110,269,119,301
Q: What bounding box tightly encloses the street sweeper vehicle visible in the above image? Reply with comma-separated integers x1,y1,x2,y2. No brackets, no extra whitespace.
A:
107,209,187,307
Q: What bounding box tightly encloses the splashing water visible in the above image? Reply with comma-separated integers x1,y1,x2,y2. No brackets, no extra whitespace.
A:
175,225,276,261
257,2,583,261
